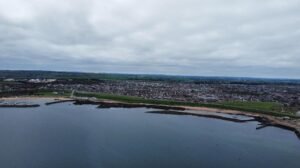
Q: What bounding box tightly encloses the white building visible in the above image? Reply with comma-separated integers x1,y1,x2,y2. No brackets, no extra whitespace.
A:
28,79,57,83
4,78,15,82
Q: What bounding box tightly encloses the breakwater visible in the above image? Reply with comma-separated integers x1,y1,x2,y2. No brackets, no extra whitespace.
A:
45,99,75,105
0,104,40,108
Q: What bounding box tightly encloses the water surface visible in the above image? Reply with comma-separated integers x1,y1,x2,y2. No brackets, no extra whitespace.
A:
0,99,299,168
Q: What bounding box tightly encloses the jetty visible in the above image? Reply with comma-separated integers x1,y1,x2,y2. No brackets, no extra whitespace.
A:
45,99,75,105
0,103,40,108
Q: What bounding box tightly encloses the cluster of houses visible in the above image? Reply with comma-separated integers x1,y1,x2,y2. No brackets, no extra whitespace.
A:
1,78,300,111
40,80,300,107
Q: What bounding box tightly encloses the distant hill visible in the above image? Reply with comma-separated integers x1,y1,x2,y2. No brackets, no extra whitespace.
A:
0,70,299,85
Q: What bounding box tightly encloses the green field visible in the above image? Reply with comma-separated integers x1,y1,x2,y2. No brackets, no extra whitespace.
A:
220,101,283,112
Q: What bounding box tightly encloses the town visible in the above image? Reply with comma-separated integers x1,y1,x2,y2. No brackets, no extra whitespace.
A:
1,76,299,112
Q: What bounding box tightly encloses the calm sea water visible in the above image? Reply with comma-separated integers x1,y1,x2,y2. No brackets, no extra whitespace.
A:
0,99,299,168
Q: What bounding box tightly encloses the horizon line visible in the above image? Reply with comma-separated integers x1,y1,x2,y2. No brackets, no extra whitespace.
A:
1,69,300,81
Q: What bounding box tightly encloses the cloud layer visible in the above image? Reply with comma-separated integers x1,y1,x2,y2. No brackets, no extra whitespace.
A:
0,0,300,78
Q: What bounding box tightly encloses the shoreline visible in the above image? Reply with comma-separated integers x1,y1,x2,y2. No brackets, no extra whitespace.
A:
1,96,300,139
180,106,300,139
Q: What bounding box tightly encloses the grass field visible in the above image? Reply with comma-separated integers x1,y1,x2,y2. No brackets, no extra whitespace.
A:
220,101,283,112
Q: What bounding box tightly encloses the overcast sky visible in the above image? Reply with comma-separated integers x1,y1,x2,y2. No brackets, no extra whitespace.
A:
0,0,300,78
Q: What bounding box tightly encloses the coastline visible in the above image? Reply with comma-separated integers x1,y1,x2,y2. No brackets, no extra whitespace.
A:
1,96,300,139
181,106,300,139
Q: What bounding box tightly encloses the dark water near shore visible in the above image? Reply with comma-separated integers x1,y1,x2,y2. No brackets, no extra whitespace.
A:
0,99,299,168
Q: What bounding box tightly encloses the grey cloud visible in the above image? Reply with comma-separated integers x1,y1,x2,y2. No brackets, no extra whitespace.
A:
0,0,300,78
